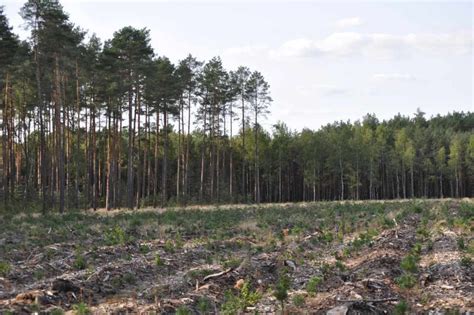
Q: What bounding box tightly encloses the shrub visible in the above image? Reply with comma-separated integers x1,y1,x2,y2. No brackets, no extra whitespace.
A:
457,238,465,251
139,244,150,254
381,216,395,228
335,260,346,271
164,240,175,253
221,280,261,314
274,273,291,310
104,225,127,245
197,297,212,314
0,261,11,276
175,306,191,315
460,256,472,268
73,252,87,270
306,276,322,294
395,274,417,289
394,300,409,315
221,290,241,315
292,294,305,307
400,255,418,273
72,302,90,315
155,254,164,266
50,308,65,315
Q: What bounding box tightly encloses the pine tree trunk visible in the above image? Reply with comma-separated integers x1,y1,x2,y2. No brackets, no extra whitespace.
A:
153,110,160,207
126,83,134,209
161,108,168,207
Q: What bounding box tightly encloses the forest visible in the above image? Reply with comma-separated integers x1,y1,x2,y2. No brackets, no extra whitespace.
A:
1,1,473,215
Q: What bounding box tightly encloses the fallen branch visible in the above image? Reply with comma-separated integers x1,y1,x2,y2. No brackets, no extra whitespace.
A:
336,297,399,303
203,268,232,282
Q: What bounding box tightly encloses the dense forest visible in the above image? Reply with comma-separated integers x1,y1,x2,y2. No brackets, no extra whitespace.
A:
1,1,473,213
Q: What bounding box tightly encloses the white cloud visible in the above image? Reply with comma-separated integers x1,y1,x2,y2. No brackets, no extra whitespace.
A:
297,84,349,96
270,31,472,59
336,17,363,29
224,44,268,56
372,73,416,81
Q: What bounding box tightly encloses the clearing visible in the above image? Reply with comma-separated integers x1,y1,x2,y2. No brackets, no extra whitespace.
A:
0,199,473,314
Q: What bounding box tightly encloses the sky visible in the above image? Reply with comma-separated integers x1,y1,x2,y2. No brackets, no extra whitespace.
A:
3,0,473,131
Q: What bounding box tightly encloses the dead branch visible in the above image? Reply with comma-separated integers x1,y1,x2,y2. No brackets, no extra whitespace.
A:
202,268,232,282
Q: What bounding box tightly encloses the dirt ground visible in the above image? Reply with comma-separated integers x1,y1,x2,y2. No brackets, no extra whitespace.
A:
0,199,472,314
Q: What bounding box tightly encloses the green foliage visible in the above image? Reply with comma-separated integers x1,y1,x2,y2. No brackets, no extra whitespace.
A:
460,255,472,268
155,254,164,266
457,238,465,250
50,308,65,315
73,251,87,270
72,302,90,315
335,260,346,271
0,261,11,276
139,244,150,254
400,254,418,273
175,306,191,315
319,231,334,244
273,273,290,310
394,300,409,315
104,225,127,245
395,274,417,289
292,294,305,307
240,280,262,307
164,239,175,253
220,280,261,314
220,290,242,315
197,297,212,314
223,257,242,269
381,216,395,228
306,276,322,294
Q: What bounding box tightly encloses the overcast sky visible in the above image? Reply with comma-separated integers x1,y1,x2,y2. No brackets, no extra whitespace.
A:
3,0,473,131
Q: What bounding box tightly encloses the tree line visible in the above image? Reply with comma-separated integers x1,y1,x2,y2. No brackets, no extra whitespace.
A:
1,1,473,213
